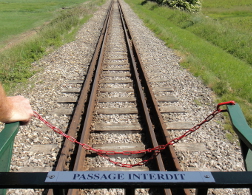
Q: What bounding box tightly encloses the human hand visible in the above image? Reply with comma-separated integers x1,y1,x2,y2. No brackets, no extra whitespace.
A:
3,96,33,125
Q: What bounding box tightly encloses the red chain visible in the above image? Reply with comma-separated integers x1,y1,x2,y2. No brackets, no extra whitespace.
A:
33,101,235,167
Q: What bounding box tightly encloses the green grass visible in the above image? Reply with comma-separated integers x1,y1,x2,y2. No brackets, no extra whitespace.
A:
0,0,105,93
125,0,252,128
201,0,252,34
201,0,252,20
0,0,91,47
202,0,252,8
159,8,252,66
200,0,252,65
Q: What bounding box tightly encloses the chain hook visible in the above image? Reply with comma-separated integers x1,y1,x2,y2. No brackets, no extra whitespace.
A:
216,101,236,112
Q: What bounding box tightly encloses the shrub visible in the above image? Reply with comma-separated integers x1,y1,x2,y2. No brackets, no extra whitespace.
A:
149,0,201,12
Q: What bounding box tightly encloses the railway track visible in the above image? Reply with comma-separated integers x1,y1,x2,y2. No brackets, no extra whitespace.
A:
38,0,198,194
4,0,249,195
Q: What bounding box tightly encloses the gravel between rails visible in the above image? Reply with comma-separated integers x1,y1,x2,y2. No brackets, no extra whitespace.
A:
6,0,248,194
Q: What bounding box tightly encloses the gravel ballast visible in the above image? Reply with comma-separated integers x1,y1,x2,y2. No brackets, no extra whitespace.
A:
6,0,248,194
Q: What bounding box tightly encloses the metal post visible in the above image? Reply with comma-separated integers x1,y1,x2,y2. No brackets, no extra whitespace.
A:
195,188,208,195
53,188,66,195
125,187,135,195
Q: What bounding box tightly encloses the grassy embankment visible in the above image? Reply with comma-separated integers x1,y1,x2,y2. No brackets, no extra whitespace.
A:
0,0,105,93
125,0,252,136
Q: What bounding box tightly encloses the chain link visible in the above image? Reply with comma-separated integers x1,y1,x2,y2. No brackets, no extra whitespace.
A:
33,101,235,168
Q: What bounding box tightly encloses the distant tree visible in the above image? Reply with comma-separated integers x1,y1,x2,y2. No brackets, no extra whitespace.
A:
148,0,201,12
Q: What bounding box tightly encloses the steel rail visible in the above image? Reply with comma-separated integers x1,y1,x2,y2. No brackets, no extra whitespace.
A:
47,1,113,195
118,3,172,195
118,1,190,194
67,2,114,195
71,0,113,173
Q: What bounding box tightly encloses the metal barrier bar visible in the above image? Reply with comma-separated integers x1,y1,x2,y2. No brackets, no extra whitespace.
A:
227,103,252,193
0,122,20,172
227,103,252,171
0,171,252,194
0,122,19,195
